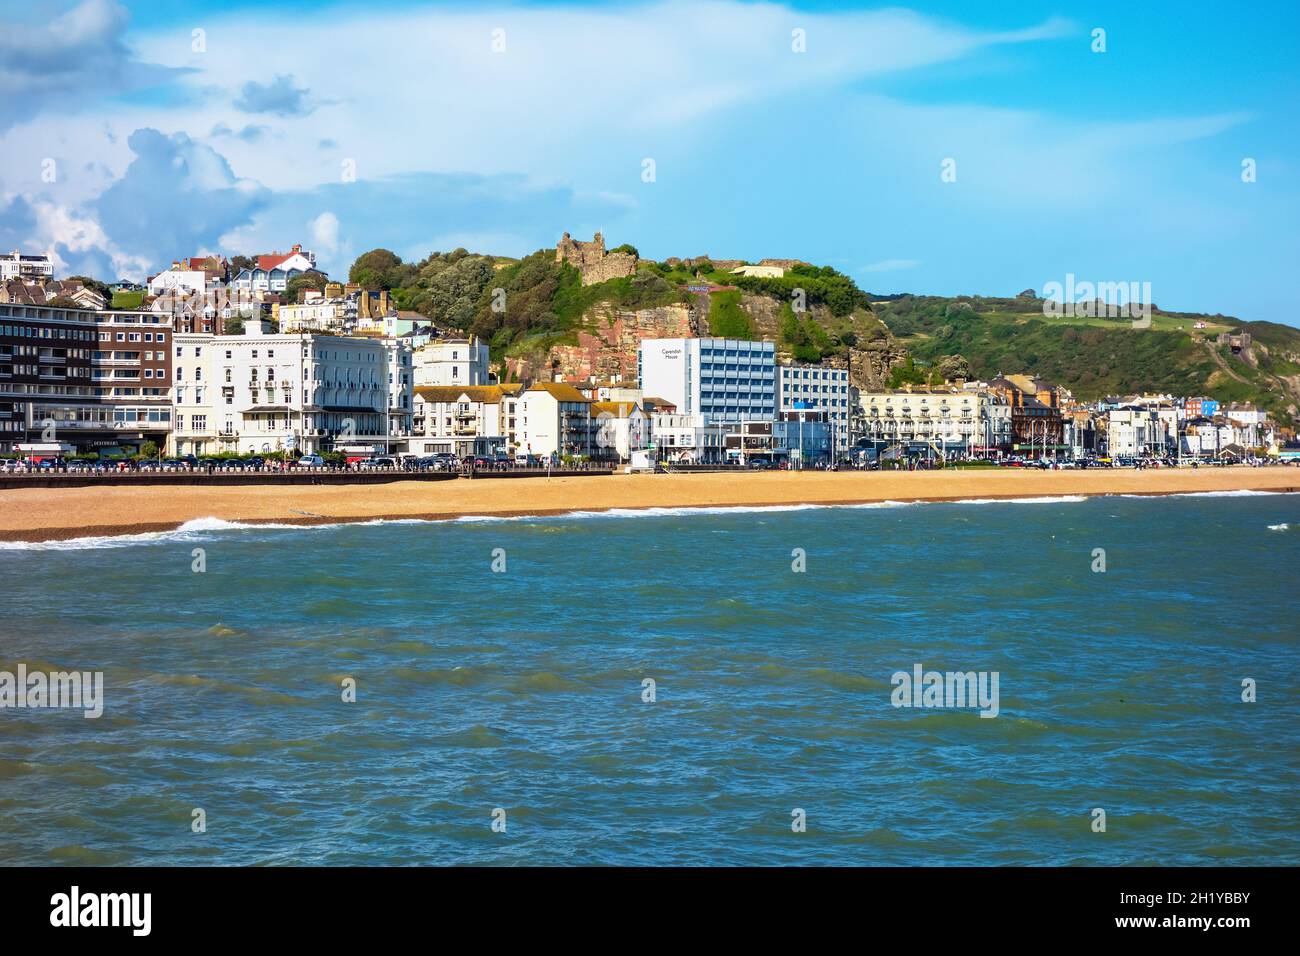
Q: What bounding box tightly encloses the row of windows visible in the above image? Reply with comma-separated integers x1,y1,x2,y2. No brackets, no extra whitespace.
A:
1,324,95,341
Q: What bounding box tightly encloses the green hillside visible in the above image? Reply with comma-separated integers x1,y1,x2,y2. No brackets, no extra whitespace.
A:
874,294,1300,424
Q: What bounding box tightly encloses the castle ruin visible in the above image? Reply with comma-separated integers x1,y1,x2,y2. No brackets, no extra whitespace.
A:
556,232,638,286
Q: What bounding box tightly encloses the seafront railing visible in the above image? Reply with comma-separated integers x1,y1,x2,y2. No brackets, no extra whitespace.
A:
0,464,617,489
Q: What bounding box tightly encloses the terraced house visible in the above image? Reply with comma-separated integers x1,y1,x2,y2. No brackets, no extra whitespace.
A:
518,382,593,459
411,383,523,457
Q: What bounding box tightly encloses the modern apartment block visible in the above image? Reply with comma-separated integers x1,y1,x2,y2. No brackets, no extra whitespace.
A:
778,363,851,454
0,302,172,453
168,320,401,456
637,337,776,424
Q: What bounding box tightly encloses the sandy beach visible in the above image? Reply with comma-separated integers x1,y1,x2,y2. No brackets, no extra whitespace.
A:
0,466,1296,542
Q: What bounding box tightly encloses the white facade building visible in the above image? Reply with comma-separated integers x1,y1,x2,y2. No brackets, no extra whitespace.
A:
169,320,394,455
1,250,54,281
858,388,1007,455
148,269,209,297
413,337,491,387
231,246,317,294
649,412,727,463
637,337,776,424
517,382,592,459
411,383,521,456
589,401,650,462
1106,406,1173,457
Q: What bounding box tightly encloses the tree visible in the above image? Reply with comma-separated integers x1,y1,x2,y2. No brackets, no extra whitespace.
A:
283,269,329,304
230,255,254,274
349,249,409,290
224,318,244,335
67,275,112,301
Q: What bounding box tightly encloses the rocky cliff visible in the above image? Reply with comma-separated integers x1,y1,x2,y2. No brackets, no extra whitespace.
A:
501,292,910,389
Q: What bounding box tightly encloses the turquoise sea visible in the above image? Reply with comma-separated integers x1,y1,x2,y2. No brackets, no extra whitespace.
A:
1,492,1297,865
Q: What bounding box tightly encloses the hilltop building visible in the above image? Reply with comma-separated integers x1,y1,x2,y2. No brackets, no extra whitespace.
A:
556,232,637,286
231,245,317,294
0,250,54,282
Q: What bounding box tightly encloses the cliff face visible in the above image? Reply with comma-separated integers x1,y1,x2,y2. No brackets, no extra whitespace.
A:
849,338,910,390
502,294,909,389
504,302,700,383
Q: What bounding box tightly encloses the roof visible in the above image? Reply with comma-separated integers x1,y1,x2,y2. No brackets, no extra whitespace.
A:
590,401,641,418
257,251,298,270
641,396,675,408
526,382,591,403
414,385,512,404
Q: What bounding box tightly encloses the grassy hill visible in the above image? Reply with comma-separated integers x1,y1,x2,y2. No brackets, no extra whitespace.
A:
873,294,1300,424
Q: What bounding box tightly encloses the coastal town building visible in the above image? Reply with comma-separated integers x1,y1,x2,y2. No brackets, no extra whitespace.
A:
147,267,211,298
649,411,727,464
637,337,777,425
0,250,54,282
1,279,107,311
779,363,851,455
411,383,522,457
0,302,172,454
278,287,392,333
231,245,317,294
517,382,592,458
857,386,1006,456
167,320,393,456
589,400,650,462
988,375,1066,456
412,336,491,387
1105,406,1171,457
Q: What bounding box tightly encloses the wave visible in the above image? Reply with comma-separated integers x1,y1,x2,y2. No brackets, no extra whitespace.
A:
4,486,1290,549
944,495,1087,505
0,528,209,551
1267,523,1289,531
1118,489,1293,499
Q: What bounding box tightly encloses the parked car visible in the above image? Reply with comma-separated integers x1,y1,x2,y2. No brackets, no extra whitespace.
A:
297,454,326,467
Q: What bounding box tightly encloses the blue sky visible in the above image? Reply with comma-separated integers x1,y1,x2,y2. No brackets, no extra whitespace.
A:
1,0,1296,323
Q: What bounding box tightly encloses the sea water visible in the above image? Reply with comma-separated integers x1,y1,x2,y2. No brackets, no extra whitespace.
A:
0,493,1296,865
